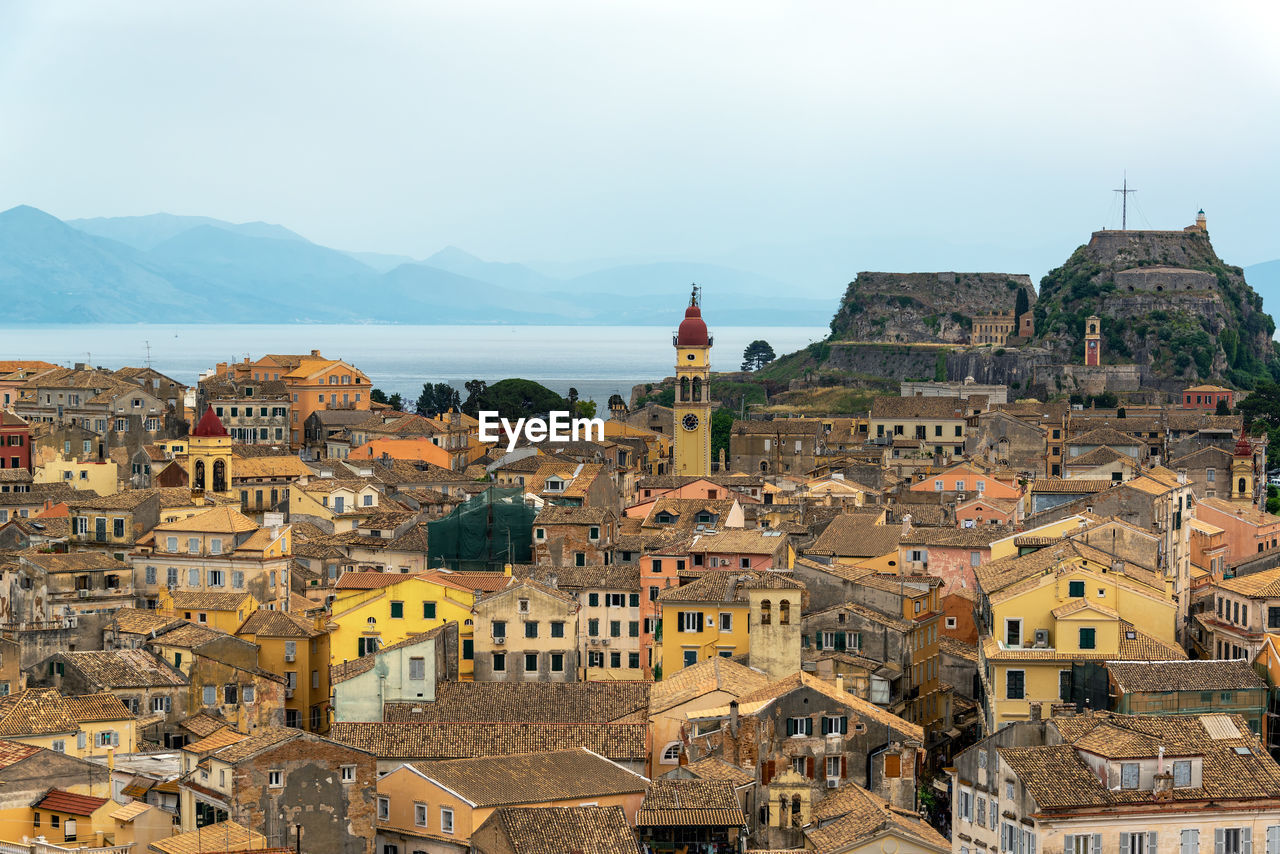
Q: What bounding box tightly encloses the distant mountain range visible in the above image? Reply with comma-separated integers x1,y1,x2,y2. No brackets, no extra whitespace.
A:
0,206,834,326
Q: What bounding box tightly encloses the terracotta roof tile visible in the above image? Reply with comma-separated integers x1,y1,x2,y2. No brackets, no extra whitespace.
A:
411,748,646,807
328,721,646,762
636,779,745,827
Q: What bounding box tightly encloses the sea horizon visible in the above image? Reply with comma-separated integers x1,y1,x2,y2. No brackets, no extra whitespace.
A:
0,323,829,405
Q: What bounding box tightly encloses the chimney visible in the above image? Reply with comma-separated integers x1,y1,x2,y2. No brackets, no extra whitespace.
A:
729,699,739,736
901,513,913,537
1028,702,1042,722
835,675,845,696
311,349,321,357
1153,770,1173,799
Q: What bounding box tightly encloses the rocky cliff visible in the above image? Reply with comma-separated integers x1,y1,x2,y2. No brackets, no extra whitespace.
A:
828,271,1034,343
1032,228,1277,385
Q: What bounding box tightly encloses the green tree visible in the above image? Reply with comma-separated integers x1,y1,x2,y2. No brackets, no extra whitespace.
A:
462,379,488,415
741,340,776,372
462,378,567,419
1216,397,1231,416
1014,287,1030,320
711,408,734,466
416,383,461,416
387,392,404,411
576,399,597,419
370,388,388,405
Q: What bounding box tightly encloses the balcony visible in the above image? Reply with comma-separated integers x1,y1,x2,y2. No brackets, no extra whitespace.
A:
0,841,133,854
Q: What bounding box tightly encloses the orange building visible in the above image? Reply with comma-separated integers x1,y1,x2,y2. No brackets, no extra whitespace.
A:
215,352,371,448
347,437,453,468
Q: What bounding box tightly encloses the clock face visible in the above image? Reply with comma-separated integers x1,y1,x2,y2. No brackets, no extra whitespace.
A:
681,413,700,431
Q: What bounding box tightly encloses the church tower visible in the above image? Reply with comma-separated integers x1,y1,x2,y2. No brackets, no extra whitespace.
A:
1231,435,1255,504
673,287,712,476
1084,315,1101,366
187,407,234,498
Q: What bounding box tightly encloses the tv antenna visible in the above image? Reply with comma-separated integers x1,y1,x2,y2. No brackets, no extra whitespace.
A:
145,340,152,368
1113,172,1137,231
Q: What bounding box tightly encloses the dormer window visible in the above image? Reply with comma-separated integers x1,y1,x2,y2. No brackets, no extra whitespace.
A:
696,513,714,524
545,478,564,492
655,512,676,525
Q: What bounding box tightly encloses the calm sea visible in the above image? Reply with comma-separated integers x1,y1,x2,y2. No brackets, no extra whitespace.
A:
0,324,829,404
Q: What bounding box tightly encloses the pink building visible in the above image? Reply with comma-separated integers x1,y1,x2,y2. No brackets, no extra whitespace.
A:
1195,497,1280,564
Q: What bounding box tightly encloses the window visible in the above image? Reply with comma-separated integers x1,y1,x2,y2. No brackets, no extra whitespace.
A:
610,620,621,637
786,716,813,737
414,803,427,827
661,742,682,764
492,619,506,639
390,601,404,619
551,653,564,672
1006,670,1025,700
678,611,703,633
440,808,454,834
525,621,538,638
202,686,216,706
1173,759,1191,787
1079,627,1096,650
609,651,620,668
409,657,425,680
491,651,507,672
1121,762,1140,788
821,715,848,735
377,797,389,820
518,598,529,613
524,653,538,672
268,770,283,788
1217,829,1249,854
208,569,224,587
534,527,545,540
629,652,640,668
1004,618,1022,647
423,601,436,619
1180,830,1199,854
1068,580,1085,597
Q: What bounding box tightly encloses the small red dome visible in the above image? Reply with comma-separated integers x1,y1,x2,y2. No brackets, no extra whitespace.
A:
1235,436,1253,457
677,304,710,346
192,407,229,438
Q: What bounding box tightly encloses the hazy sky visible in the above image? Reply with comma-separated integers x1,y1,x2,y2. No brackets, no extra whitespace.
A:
2,0,1278,287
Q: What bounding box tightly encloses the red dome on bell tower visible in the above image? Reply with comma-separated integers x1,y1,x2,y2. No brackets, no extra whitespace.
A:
192,407,229,438
1234,435,1253,458
675,285,711,347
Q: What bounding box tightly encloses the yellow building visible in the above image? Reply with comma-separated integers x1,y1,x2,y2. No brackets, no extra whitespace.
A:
0,688,137,759
34,454,119,495
158,589,259,634
328,569,508,680
672,288,712,477
975,539,1184,732
236,609,331,732
656,569,804,680
288,477,386,533
137,507,291,611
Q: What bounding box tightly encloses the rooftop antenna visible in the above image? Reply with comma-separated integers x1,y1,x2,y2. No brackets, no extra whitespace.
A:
145,340,152,368
1113,172,1137,231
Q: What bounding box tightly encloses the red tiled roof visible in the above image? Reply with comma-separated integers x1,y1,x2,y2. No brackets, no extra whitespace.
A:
36,789,110,815
0,739,41,768
334,571,402,590
192,407,229,438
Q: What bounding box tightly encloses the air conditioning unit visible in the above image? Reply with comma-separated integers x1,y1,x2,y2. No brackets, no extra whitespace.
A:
589,638,600,646
601,639,611,646
826,777,840,789
284,688,294,699
1033,629,1050,648
284,653,295,662
494,636,506,645
77,590,90,598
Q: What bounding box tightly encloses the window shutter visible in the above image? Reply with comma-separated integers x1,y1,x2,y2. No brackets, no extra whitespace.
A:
805,757,814,778
839,715,848,733
786,718,796,737
1064,835,1074,854
1216,829,1225,854
840,755,846,777
77,731,86,749
820,717,829,736
1245,828,1254,854
111,731,119,746
164,696,172,712
1147,833,1157,854
1091,835,1101,854
1120,833,1130,853
761,759,774,785
1268,827,1280,854
834,632,846,651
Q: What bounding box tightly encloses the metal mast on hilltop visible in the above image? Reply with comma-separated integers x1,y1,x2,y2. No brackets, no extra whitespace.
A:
1114,172,1137,231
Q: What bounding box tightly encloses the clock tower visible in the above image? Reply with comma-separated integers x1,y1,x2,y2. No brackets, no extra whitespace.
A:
673,286,713,477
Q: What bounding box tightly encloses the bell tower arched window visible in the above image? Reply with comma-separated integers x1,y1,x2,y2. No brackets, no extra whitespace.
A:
692,377,702,402
680,376,690,402
213,459,227,493
760,600,771,625
780,600,791,625
194,460,205,491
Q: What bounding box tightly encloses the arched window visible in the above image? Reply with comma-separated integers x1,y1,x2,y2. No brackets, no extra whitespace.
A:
779,600,791,625
660,742,682,764
692,377,702,402
680,376,690,402
212,459,227,493
761,461,769,473
1239,477,1248,494
791,795,801,822
778,795,789,828
193,460,205,491
760,600,771,625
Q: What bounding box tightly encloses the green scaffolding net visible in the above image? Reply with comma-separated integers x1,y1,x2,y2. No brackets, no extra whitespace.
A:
426,485,537,571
